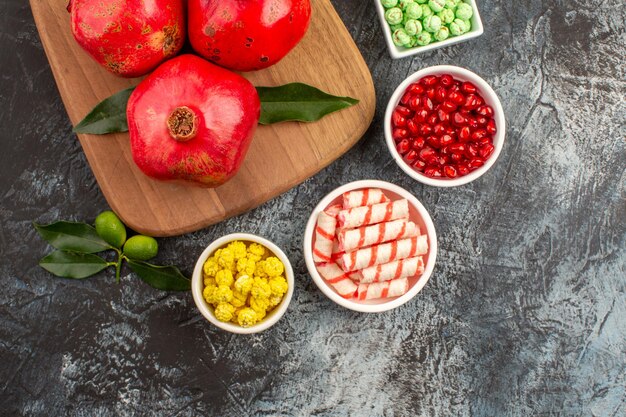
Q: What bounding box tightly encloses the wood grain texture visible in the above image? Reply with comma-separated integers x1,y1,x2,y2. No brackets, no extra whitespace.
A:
29,0,375,237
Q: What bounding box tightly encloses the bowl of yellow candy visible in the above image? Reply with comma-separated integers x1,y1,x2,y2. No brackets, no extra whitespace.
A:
192,233,294,334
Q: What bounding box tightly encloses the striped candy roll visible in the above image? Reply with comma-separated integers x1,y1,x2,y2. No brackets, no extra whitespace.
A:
342,188,390,209
340,235,428,272
331,239,344,262
357,277,409,301
338,199,409,229
338,219,419,252
358,256,424,284
312,206,341,263
316,262,358,298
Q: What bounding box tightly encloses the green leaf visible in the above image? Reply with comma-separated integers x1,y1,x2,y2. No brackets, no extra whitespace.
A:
256,83,359,125
127,260,190,291
73,87,135,134
39,250,110,279
34,221,113,253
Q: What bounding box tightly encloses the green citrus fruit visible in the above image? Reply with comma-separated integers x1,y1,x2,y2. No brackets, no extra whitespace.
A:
123,235,158,260
94,210,127,248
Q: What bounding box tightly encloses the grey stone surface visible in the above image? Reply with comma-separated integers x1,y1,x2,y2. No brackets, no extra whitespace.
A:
1,0,625,416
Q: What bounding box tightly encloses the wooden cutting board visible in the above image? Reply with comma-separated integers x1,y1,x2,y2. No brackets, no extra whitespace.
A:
30,0,376,236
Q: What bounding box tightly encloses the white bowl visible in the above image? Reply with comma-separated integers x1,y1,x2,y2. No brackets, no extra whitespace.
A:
303,180,437,313
374,0,484,59
384,65,506,187
192,233,294,334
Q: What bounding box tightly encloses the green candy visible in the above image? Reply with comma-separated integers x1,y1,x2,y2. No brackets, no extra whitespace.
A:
444,0,458,9
414,0,428,4
434,26,450,41
415,31,432,46
392,28,412,46
381,0,399,8
449,18,468,35
390,23,404,31
420,4,433,17
437,8,455,24
428,0,446,12
404,19,423,35
405,2,423,19
385,7,404,25
455,3,473,20
423,14,442,32
398,0,414,9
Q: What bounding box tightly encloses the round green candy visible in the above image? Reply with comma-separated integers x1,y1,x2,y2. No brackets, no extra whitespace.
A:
405,2,423,19
390,23,404,31
444,0,457,9
404,19,423,35
420,4,433,17
455,3,473,20
423,15,442,33
449,18,467,35
385,7,404,25
428,0,446,12
434,26,450,41
398,0,414,9
381,0,398,8
415,31,432,46
414,0,428,4
437,8,455,24
392,28,412,46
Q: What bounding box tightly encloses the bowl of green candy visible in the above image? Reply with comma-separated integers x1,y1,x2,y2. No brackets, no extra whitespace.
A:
375,0,484,59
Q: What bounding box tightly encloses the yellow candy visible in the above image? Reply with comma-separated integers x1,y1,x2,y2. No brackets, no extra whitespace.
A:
217,248,235,270
248,243,265,257
227,241,248,260
236,257,256,276
269,275,288,297
268,295,283,308
214,285,233,303
214,302,236,322
237,307,259,327
251,276,271,299
231,289,247,307
215,269,234,287
263,257,284,277
234,274,254,295
254,260,268,278
203,276,217,287
202,285,218,305
203,257,219,277
250,296,270,314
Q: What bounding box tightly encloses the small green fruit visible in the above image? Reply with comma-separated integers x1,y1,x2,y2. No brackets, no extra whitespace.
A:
95,210,127,248
123,235,159,261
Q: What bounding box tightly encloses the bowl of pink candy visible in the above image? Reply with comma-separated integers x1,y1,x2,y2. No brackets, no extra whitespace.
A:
303,180,437,313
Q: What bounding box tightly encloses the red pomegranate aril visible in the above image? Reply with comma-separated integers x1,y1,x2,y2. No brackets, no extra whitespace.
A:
457,164,470,176
434,86,447,103
449,143,466,154
440,134,454,147
400,91,413,106
444,165,458,178
427,135,441,148
424,167,442,177
476,115,489,126
464,94,481,110
405,149,418,163
392,112,407,127
421,75,438,87
411,137,425,149
406,119,419,135
408,95,421,111
419,146,436,161
438,155,450,166
396,139,410,155
419,124,433,136
477,136,492,147
426,88,436,101
407,83,425,95
440,74,454,87
434,123,447,135
393,128,408,140
413,159,426,171
468,117,479,129
471,129,487,141
443,100,460,113
448,91,466,106
438,109,450,123
421,96,434,111
445,126,456,137
465,143,478,158
395,105,412,117
479,143,495,159
461,81,477,94
441,145,450,155
452,112,468,127
476,105,494,117
468,158,485,170
486,119,497,135
427,113,438,125
415,108,429,122
458,126,471,142
450,152,462,162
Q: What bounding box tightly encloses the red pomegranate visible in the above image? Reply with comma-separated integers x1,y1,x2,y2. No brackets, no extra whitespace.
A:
188,0,312,72
68,0,185,78
127,54,260,187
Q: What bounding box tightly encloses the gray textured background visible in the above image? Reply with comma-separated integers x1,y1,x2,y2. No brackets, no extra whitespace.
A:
1,0,625,416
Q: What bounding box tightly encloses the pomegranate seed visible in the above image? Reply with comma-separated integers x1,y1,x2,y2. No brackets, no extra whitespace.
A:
421,96,434,111
448,91,466,106
413,159,426,171
471,129,487,141
486,119,497,135
421,75,438,87
449,143,466,154
444,165,458,178
424,167,443,177
437,155,449,166
477,137,491,147
392,112,407,127
407,119,419,135
440,74,454,87
408,95,421,111
400,92,413,106
464,94,481,110
407,83,424,95
468,117,479,129
461,81,477,94
465,143,478,158
476,105,494,117
415,109,429,122
441,145,450,155
451,152,462,162
440,134,454,147
411,137,425,149
445,126,456,136
434,86,447,103
441,101,457,113
474,96,484,107
479,143,495,159
395,105,412,117
396,139,410,155
438,109,450,123
434,123,447,135
419,146,436,161
392,128,408,140
476,115,489,126
419,124,433,136
457,164,470,176
427,135,441,148
458,126,471,142
405,149,418,163
427,113,438,125
468,158,485,170
426,88,435,101
452,112,468,126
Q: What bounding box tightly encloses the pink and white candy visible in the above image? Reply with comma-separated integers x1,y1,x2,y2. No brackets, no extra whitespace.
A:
340,235,428,272
316,262,358,298
312,205,341,263
337,199,409,229
337,219,419,252
357,277,409,301
342,188,390,209
358,256,424,284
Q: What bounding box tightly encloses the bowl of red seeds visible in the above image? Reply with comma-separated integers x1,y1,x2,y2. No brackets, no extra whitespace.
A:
385,65,506,186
